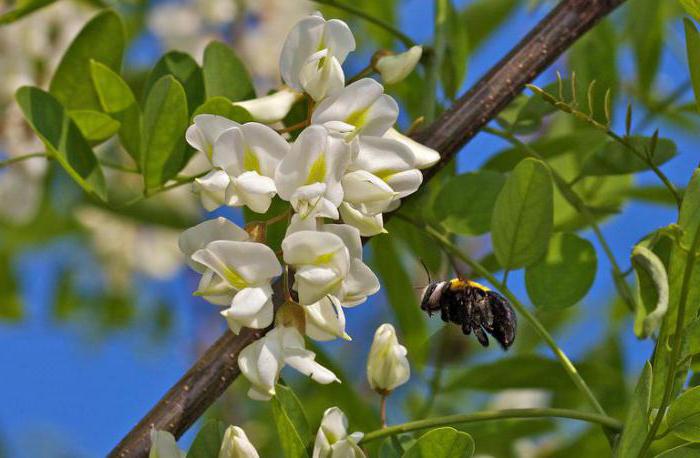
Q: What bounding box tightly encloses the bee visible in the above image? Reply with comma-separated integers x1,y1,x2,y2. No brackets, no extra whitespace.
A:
419,277,517,350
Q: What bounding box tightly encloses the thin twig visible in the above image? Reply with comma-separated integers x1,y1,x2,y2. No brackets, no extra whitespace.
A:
311,0,416,48
0,152,47,168
108,2,626,456
360,408,623,444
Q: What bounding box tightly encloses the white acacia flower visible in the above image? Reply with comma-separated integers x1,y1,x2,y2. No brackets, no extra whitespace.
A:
275,125,355,220
282,229,350,305
311,78,399,138
149,429,185,458
192,240,282,333
238,325,339,400
312,407,365,458
193,169,230,211
339,137,422,236
384,128,440,170
233,87,303,124
219,425,260,458
212,121,289,213
304,295,350,341
186,114,239,160
179,217,250,273
375,46,423,85
367,323,410,393
280,12,355,101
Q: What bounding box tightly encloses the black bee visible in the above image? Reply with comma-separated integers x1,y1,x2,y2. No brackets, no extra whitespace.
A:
419,278,517,350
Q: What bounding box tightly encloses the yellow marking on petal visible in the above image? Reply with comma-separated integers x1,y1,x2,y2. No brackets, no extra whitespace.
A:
206,144,213,160
223,266,248,289
243,147,261,173
305,153,327,184
373,169,398,181
313,252,335,264
345,108,369,128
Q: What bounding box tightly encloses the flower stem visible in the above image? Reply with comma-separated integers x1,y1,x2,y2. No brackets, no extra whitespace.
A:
311,0,416,48
119,170,209,207
400,216,608,418
360,408,623,444
0,152,47,168
380,394,388,428
347,64,374,84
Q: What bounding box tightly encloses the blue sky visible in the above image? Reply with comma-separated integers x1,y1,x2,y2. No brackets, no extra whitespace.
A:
0,0,695,456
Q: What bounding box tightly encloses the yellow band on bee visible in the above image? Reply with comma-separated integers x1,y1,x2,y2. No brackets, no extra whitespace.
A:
449,278,490,291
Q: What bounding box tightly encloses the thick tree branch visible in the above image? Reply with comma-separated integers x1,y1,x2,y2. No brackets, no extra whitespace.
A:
108,1,626,456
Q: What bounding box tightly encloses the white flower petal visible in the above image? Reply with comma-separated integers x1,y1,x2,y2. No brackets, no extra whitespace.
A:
341,170,395,207
279,14,327,91
192,240,281,288
186,114,239,159
233,87,303,124
229,171,277,213
149,430,185,458
221,286,274,333
295,266,344,304
376,46,423,85
196,269,235,305
384,128,440,169
342,258,381,307
282,230,347,266
304,296,348,341
367,323,411,392
219,426,260,458
194,169,230,211
339,202,386,237
179,218,249,272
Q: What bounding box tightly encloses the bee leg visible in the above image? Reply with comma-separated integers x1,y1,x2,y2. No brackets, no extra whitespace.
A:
440,303,449,323
473,325,489,347
461,321,471,335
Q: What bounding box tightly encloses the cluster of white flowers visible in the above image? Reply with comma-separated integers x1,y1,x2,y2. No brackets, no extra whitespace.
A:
179,12,437,400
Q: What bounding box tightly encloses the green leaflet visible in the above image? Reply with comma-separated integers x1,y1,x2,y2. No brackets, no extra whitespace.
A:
272,384,311,458
402,427,474,458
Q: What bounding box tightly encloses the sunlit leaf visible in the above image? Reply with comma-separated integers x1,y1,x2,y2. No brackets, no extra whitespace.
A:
193,97,253,122
0,0,56,24
668,386,700,442
581,136,677,177
143,51,204,116
49,10,125,111
203,41,255,102
68,110,120,143
434,171,505,236
491,158,553,269
15,86,106,200
402,428,474,458
525,232,597,309
142,76,188,191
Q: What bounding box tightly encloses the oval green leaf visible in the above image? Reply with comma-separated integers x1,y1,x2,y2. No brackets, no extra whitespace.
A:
402,427,474,458
684,18,700,112
186,420,227,458
49,10,125,111
272,384,311,458
193,97,253,123
142,75,189,191
581,136,677,177
15,86,106,201
668,386,700,442
203,41,255,102
491,158,553,269
616,362,653,457
434,171,505,236
144,51,204,116
68,110,121,143
525,232,597,309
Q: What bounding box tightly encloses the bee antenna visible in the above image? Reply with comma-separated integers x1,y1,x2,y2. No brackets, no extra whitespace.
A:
418,258,432,283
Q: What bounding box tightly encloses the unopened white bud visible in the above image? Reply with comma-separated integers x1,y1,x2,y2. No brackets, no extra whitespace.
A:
218,425,260,458
375,46,422,85
366,323,410,393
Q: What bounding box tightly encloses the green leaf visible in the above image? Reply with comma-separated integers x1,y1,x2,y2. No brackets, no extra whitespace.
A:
370,234,428,365
186,420,227,458
142,76,189,191
631,246,670,338
682,0,700,21
440,0,469,100
271,384,311,458
655,442,700,457
144,51,204,115
15,86,106,201
525,232,597,309
49,10,124,111
68,110,120,143
193,97,253,123
668,386,700,442
685,18,700,113
581,136,677,176
462,0,517,51
203,41,255,102
629,0,665,95
402,428,474,458
616,362,653,457
491,158,553,269
89,60,141,161
434,171,505,236
0,0,57,24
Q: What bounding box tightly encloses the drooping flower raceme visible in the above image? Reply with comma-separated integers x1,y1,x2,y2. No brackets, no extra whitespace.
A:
219,425,260,458
366,323,410,393
238,324,339,400
179,11,439,400
279,12,355,101
312,407,366,458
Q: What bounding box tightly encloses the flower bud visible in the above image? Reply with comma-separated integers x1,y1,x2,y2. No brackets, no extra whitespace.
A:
218,425,260,458
374,46,422,85
313,407,365,458
149,429,185,458
366,323,410,393
233,87,302,124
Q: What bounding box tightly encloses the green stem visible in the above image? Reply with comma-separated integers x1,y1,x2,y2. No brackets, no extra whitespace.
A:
100,159,139,174
0,152,47,168
484,126,637,311
423,0,448,122
120,170,209,207
347,64,375,84
638,223,700,457
311,0,415,48
360,408,622,444
411,220,608,417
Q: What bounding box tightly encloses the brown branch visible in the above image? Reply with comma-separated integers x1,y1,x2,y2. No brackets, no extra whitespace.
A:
108,1,626,456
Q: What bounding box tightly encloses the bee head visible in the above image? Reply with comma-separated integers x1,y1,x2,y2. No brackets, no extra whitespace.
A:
420,281,448,313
